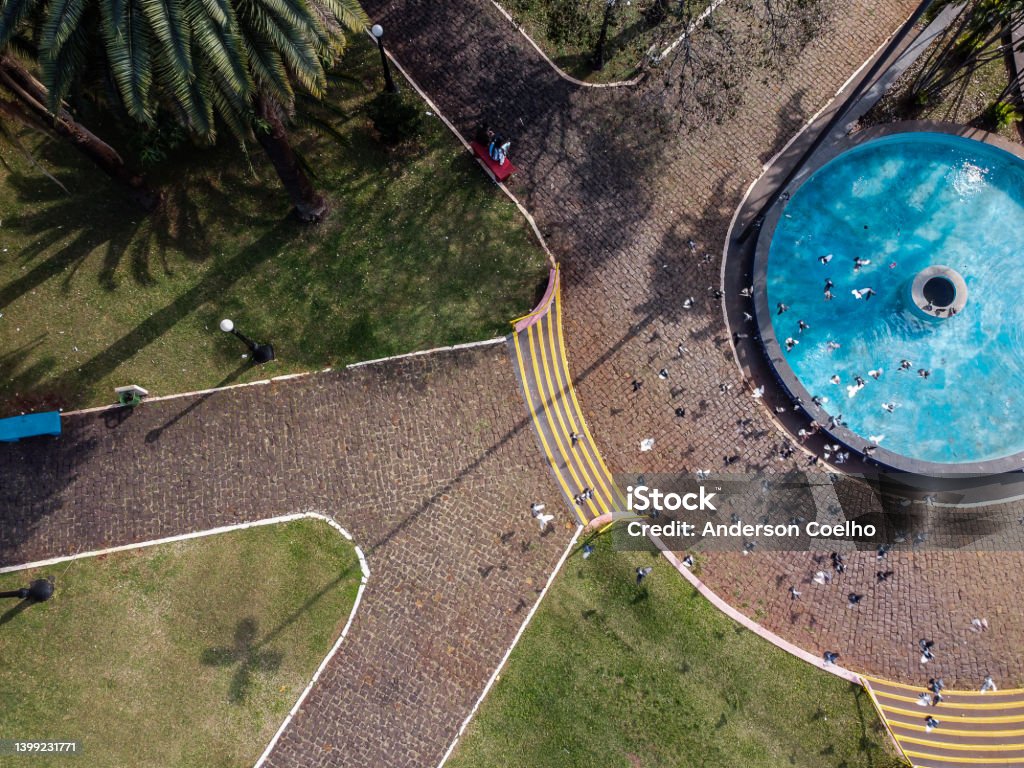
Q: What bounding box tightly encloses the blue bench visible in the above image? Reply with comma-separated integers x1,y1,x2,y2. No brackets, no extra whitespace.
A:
0,411,62,442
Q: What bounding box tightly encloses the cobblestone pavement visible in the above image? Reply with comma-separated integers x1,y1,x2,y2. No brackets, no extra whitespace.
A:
0,345,574,767
358,0,1024,687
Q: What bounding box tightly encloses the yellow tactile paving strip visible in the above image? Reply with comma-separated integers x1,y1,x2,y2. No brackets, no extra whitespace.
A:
509,267,626,524
865,677,1024,766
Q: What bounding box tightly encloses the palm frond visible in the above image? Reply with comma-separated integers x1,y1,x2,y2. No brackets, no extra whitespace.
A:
0,0,42,48
40,15,89,109
100,0,155,122
242,34,293,105
314,0,366,34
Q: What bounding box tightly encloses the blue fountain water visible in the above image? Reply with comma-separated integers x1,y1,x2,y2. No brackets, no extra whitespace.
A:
766,132,1024,464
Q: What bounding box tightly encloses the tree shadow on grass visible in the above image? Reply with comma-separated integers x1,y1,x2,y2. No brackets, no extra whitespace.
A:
201,617,284,704
200,559,363,703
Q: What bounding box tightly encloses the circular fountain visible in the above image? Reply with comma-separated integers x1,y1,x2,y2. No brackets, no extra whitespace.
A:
753,128,1024,473
906,266,968,321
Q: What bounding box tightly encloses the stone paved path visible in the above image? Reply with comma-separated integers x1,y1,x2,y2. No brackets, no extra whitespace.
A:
359,0,1024,689
0,346,574,767
5,1,1024,765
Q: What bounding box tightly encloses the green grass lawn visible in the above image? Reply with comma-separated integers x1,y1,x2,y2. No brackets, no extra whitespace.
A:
447,535,905,768
0,518,362,768
499,0,706,83
0,36,548,414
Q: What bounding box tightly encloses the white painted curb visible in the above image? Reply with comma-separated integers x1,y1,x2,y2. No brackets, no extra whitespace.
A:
345,336,506,369
651,534,861,684
435,524,583,768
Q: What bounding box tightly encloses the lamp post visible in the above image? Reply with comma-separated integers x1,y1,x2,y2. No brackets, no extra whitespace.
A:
0,578,54,602
370,24,399,94
220,319,275,364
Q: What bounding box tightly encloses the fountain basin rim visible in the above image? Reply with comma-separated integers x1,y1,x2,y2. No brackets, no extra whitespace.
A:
750,121,1024,476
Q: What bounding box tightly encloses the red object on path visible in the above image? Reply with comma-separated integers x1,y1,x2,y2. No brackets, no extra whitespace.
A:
470,140,518,182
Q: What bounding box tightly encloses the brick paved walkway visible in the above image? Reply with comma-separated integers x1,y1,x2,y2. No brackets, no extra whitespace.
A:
5,1,1024,764
358,0,1024,690
0,346,574,767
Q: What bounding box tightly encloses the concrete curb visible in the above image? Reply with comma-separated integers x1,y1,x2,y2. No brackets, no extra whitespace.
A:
57,338,507,418
485,0,644,88
651,533,862,685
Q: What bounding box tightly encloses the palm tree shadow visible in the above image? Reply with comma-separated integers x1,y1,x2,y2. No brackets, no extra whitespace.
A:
200,617,284,704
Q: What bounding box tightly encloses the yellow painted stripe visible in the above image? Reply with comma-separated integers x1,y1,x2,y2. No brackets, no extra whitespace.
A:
864,676,1024,696
532,313,610,517
545,294,620,512
526,322,598,519
879,705,1024,724
902,748,1024,764
896,734,1024,752
554,288,629,508
513,331,587,525
892,724,1024,738
874,691,1024,711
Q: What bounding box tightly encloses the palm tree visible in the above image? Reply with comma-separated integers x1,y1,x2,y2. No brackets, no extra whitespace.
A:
0,50,164,210
0,0,368,220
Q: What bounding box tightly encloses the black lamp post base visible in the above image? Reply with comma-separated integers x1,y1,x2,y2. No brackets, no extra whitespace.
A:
252,344,276,364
